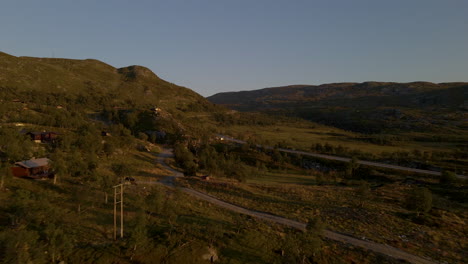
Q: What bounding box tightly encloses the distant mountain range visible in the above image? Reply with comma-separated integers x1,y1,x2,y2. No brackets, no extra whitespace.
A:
2,51,466,134
208,82,468,133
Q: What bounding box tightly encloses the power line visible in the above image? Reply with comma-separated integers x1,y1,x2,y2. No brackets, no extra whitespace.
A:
113,183,124,240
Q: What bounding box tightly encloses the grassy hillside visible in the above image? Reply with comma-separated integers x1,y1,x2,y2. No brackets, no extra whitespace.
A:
0,52,317,263
207,82,468,134
0,51,215,112
0,52,466,263
208,83,468,174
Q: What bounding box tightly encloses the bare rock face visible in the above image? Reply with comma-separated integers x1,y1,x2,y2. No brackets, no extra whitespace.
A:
201,246,218,262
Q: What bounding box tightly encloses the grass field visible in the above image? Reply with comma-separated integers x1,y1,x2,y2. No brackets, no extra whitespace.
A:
224,123,463,155
2,141,413,264
177,170,467,264
1,144,319,264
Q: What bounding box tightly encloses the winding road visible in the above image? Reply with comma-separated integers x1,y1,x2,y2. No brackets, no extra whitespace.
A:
139,148,437,264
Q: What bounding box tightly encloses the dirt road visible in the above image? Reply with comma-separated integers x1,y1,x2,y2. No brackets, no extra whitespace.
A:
140,148,437,264
218,135,466,179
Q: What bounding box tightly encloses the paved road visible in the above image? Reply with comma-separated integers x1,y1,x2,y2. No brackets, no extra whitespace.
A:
218,135,466,179
138,149,437,264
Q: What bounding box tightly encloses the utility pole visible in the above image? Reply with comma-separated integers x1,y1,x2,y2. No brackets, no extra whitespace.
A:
113,183,124,240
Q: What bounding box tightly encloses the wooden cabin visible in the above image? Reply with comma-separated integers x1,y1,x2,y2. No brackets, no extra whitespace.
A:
26,132,59,143
11,158,53,179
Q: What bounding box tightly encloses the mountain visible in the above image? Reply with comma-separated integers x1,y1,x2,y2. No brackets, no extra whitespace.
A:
0,51,210,111
207,82,468,133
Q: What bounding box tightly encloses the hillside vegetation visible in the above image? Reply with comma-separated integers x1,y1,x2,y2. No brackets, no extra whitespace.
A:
0,52,326,263
208,82,468,174
0,51,216,112
208,82,468,134
1,52,466,263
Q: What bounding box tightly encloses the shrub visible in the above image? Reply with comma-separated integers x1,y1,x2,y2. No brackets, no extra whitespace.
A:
174,143,198,176
406,187,432,215
440,171,458,185
355,181,371,208
138,132,148,141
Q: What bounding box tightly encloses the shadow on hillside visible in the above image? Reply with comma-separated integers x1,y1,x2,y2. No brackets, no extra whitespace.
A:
36,179,70,195
137,170,165,179
133,153,156,164
178,214,231,228
221,248,264,263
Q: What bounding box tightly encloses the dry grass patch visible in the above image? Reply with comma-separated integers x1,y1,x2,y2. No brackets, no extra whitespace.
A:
178,176,467,263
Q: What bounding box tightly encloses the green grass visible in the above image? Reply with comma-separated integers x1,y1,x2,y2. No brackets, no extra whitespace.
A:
242,167,320,185
224,123,460,155
0,150,311,264
1,51,466,263
177,174,467,264
0,51,216,114
2,135,351,263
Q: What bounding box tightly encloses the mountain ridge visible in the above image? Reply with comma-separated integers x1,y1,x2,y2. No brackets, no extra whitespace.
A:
208,81,466,102
0,51,209,111
207,82,468,133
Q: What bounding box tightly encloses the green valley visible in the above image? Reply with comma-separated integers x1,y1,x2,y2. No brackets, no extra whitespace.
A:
0,52,466,264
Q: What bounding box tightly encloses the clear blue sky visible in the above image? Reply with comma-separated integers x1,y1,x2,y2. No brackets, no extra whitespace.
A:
1,0,467,96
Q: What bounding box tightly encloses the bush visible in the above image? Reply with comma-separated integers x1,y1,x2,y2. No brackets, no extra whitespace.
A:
355,181,371,208
406,187,432,215
174,143,198,176
440,171,458,185
306,217,325,235
344,157,359,178
138,132,148,141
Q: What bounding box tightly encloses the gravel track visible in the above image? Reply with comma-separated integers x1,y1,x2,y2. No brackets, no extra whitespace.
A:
139,148,437,264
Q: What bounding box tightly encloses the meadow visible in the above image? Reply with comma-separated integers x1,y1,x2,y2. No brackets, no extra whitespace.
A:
177,166,467,264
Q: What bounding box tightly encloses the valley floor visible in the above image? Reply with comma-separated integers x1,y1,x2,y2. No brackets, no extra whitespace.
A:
144,148,455,264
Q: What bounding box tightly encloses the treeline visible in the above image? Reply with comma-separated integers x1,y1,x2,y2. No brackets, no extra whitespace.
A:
15,106,88,129
174,143,252,182
213,112,282,126
174,140,325,182
101,108,186,144
173,138,468,188
275,102,463,134
1,181,326,263
309,141,467,172
51,124,115,178
0,119,137,188
0,86,118,111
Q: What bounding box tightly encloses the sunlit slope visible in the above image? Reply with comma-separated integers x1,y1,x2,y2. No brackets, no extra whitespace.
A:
0,51,210,110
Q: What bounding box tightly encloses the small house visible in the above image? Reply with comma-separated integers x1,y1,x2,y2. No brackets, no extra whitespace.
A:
27,132,43,142
11,158,53,179
26,131,59,143
41,132,58,142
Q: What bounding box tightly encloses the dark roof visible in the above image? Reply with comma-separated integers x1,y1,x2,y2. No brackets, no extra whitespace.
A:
27,131,58,135
15,158,50,168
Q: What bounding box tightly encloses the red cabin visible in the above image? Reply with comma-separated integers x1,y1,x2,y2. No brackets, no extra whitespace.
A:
26,132,59,142
11,158,53,179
